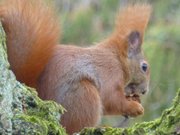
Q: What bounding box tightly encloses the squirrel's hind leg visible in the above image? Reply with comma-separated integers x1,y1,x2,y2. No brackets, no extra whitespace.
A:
60,79,102,135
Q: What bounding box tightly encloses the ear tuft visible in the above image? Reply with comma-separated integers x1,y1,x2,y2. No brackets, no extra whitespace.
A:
128,31,142,58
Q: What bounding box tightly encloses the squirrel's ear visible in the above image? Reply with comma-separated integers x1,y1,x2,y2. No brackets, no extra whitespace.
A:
127,31,142,58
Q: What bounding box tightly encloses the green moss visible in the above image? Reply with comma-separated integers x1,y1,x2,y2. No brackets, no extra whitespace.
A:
23,87,65,122
11,86,67,135
10,84,67,135
12,115,66,135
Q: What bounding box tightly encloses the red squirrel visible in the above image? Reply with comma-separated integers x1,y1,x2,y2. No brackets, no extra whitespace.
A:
0,0,151,134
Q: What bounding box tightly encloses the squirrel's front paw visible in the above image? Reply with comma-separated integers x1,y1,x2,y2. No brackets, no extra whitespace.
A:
123,100,144,117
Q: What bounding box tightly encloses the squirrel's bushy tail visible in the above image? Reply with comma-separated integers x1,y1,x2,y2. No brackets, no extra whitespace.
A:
0,0,60,87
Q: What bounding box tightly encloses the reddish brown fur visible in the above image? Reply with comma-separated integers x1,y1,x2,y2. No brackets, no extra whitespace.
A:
61,79,102,135
98,5,151,84
0,1,151,134
0,0,60,87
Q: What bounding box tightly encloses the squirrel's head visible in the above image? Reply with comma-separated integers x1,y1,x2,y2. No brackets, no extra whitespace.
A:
108,4,151,102
125,31,150,102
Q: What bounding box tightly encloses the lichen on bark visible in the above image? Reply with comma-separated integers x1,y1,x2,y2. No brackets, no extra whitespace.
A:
0,22,67,135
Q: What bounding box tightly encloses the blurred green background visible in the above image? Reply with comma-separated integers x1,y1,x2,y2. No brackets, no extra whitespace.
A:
54,0,180,127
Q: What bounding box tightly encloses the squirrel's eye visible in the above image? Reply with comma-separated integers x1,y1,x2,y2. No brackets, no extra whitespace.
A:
141,62,148,72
